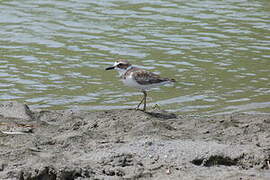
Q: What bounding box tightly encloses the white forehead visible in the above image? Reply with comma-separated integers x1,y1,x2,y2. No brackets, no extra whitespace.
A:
113,61,120,66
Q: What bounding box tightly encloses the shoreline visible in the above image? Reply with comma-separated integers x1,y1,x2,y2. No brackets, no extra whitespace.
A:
0,102,269,179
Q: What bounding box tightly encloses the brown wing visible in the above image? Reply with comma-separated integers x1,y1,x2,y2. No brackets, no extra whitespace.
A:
132,69,169,85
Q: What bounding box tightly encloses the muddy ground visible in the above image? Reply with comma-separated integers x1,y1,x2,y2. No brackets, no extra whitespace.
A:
0,101,269,180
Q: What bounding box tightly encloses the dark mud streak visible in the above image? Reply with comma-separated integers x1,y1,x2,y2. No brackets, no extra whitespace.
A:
191,155,238,167
19,167,57,180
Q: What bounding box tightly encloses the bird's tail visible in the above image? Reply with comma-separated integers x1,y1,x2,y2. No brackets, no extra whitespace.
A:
170,78,176,82
164,78,176,82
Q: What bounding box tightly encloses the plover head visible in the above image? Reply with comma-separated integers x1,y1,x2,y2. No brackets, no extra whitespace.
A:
105,60,132,75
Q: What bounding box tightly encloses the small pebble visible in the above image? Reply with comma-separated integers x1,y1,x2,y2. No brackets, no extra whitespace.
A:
166,169,171,175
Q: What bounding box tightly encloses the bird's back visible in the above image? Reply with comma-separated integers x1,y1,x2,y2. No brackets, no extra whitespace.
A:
121,67,175,89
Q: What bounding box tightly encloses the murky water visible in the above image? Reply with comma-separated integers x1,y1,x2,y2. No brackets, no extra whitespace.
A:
0,0,269,115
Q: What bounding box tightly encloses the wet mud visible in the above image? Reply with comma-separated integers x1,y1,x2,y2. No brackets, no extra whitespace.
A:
0,102,269,180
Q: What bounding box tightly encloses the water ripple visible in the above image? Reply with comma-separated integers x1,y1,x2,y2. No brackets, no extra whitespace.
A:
0,0,269,114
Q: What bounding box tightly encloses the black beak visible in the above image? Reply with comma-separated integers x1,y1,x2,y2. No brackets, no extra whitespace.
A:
105,66,115,70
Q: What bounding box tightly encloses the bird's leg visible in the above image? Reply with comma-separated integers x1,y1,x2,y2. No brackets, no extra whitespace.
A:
143,91,147,111
136,91,145,110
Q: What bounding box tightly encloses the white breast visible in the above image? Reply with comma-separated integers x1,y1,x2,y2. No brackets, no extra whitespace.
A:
122,73,141,88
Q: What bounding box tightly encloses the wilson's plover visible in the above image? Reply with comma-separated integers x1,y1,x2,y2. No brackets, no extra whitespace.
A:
106,60,175,111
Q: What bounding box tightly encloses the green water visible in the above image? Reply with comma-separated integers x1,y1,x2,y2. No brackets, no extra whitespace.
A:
0,0,269,115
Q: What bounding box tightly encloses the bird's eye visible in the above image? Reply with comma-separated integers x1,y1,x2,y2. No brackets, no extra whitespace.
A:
117,63,123,67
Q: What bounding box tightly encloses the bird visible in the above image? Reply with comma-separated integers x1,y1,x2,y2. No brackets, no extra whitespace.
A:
105,60,175,111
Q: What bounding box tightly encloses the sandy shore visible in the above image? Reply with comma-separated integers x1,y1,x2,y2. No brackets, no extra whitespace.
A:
0,102,269,180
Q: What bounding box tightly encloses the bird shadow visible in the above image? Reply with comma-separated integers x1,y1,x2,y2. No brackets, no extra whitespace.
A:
127,108,177,120
145,110,177,119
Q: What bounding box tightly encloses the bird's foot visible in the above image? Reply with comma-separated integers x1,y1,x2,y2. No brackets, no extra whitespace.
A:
135,107,146,112
152,104,161,111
